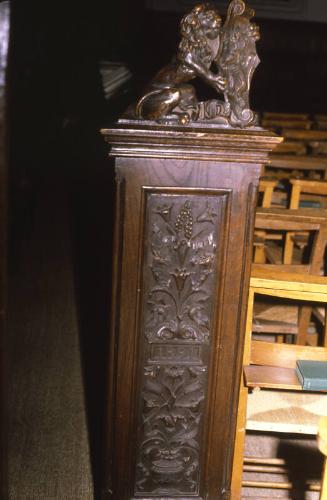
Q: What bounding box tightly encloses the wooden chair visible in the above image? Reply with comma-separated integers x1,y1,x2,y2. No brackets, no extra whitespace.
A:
253,208,327,345
282,129,327,156
254,177,279,263
284,178,327,266
282,130,327,142
318,417,327,500
231,269,327,499
289,179,327,210
254,207,327,271
262,118,312,132
265,155,327,181
262,112,312,133
263,112,310,121
273,140,307,155
315,115,327,131
258,177,279,208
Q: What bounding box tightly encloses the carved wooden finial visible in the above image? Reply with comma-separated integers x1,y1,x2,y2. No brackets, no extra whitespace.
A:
135,0,260,128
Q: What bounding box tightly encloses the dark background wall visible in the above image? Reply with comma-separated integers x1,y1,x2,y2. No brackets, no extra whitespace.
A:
8,0,327,159
121,11,327,115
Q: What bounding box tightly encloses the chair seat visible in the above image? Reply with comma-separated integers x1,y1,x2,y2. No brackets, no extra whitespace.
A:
244,365,302,390
253,301,317,336
247,389,327,435
253,303,299,334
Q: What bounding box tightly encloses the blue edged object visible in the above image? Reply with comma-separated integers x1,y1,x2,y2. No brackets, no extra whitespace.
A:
296,360,327,391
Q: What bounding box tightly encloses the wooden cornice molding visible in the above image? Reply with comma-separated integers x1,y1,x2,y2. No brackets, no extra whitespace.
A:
101,120,282,164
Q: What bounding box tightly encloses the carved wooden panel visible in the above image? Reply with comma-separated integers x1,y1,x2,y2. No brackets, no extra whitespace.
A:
134,190,229,498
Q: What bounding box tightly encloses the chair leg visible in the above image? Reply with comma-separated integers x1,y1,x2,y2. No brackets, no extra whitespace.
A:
284,232,295,264
318,417,327,500
231,381,247,500
297,305,312,345
254,244,266,264
323,310,327,347
321,460,327,500
231,288,255,499
254,230,266,264
231,365,250,498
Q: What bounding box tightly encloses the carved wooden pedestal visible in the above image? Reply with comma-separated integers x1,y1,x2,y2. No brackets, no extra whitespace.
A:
101,120,281,500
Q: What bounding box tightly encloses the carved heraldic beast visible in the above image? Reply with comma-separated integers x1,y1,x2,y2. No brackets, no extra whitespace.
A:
135,0,260,128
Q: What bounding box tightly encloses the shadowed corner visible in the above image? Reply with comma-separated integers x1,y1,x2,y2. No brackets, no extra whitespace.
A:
277,436,324,500
66,121,116,499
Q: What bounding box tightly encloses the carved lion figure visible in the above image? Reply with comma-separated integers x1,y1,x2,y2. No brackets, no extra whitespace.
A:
135,4,226,124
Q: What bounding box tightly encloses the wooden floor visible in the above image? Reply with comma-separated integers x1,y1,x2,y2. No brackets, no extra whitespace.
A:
7,175,323,499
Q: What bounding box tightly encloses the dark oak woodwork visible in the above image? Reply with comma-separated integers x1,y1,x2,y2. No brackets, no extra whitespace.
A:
101,120,281,500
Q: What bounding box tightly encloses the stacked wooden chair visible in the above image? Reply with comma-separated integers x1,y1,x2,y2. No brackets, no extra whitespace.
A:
261,112,312,131
231,135,327,495
254,178,280,263
282,129,327,156
284,178,327,267
255,175,327,266
231,112,327,497
261,112,312,156
252,207,327,346
261,112,327,157
261,114,327,210
315,115,327,131
232,269,327,498
265,155,327,181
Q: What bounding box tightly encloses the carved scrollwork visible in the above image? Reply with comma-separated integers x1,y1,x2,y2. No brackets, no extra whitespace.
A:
146,198,218,343
217,0,260,127
135,364,206,495
134,0,260,128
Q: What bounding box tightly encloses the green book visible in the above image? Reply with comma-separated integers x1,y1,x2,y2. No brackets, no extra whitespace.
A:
296,360,327,391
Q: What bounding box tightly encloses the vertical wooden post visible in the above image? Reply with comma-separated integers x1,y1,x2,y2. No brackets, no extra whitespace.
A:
101,120,281,500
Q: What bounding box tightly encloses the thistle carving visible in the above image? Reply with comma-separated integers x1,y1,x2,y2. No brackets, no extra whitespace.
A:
146,199,218,343
134,0,260,128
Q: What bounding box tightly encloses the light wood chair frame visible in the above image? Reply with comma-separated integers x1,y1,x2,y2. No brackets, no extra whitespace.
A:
266,155,327,180
231,269,327,499
318,416,327,500
284,179,327,266
254,178,279,264
254,208,327,345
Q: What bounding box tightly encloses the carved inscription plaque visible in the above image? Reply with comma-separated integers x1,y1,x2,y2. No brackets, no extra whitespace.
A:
134,191,228,497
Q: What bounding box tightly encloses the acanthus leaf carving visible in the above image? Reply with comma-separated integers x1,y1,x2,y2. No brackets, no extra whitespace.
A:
135,365,206,494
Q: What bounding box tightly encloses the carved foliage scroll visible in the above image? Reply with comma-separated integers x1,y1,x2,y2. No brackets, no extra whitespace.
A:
134,192,228,497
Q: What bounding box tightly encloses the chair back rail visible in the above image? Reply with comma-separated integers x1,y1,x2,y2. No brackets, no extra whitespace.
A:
250,340,327,368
